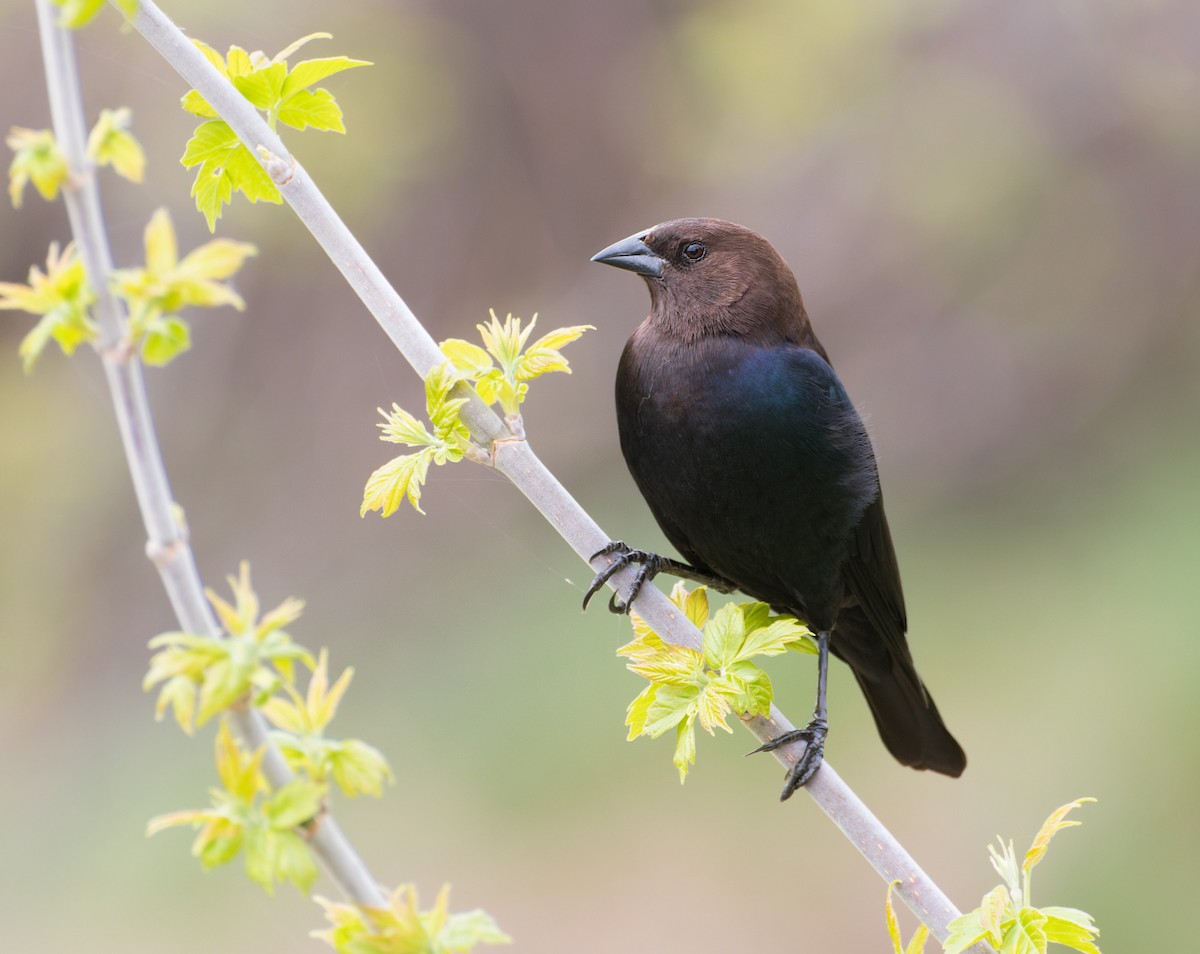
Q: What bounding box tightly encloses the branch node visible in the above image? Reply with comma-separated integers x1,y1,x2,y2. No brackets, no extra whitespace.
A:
96,335,136,365
490,434,526,467
259,146,296,186
464,443,494,466
145,534,186,570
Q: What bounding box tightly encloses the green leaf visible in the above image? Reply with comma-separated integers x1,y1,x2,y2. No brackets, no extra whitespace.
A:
273,829,318,894
515,324,594,381
242,822,276,893
329,738,394,798
361,448,436,516
51,0,105,29
1004,906,1048,954
733,662,773,717
220,142,283,204
181,119,240,168
154,673,198,734
232,62,287,111
440,909,513,950
264,778,322,830
191,39,229,76
694,678,735,734
281,56,373,99
181,89,218,119
195,817,245,869
672,714,697,782
624,684,657,740
702,602,744,670
734,615,813,661
6,127,68,208
980,884,1013,945
625,649,702,688
1023,797,1096,873
1041,908,1101,954
190,160,235,232
145,808,216,837
85,107,145,183
181,121,280,229
943,913,991,954
641,684,698,738
177,237,258,283
441,338,494,377
0,242,96,372
140,314,191,366
278,88,347,133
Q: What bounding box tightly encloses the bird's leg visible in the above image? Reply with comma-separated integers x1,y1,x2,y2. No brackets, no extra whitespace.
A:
582,540,734,615
749,630,830,800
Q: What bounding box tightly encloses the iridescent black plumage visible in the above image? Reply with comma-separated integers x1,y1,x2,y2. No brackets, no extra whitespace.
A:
589,218,965,796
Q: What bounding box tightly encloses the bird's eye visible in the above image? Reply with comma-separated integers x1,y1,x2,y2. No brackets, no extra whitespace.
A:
681,241,707,263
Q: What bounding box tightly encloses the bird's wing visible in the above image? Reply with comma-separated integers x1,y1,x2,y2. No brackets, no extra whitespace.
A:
840,494,917,675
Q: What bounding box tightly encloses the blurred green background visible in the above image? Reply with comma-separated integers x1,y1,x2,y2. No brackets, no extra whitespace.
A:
1,0,1197,950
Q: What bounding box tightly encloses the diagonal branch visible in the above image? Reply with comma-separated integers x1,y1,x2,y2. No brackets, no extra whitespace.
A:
34,0,385,909
113,0,990,948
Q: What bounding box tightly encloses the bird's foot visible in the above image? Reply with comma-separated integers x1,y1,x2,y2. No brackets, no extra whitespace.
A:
582,541,670,615
749,717,828,801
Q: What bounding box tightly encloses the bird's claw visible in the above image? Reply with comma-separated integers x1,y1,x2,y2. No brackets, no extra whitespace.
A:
749,717,828,801
582,541,666,615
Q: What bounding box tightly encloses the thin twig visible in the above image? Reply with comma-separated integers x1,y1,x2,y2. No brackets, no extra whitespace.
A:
113,0,989,947
34,0,385,909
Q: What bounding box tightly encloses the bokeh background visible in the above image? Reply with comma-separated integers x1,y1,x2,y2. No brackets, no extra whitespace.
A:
1,0,1197,950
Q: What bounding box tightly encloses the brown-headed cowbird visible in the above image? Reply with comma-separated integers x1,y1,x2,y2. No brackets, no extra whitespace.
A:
585,218,965,798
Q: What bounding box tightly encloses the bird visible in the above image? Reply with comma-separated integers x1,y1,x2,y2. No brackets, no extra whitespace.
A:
584,217,965,799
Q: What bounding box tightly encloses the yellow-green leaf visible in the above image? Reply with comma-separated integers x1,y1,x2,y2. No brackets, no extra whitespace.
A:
278,87,347,132
232,62,287,111
281,56,373,99
673,714,697,782
361,448,435,516
190,39,229,77
264,778,322,830
1023,797,1096,873
177,237,258,283
181,89,218,119
6,127,68,208
329,739,394,798
86,107,145,183
440,338,494,377
146,808,216,837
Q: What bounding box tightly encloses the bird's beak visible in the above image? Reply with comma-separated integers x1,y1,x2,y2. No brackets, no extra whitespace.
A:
591,228,664,278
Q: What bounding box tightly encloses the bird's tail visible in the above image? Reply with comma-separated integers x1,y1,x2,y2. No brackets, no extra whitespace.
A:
832,609,966,777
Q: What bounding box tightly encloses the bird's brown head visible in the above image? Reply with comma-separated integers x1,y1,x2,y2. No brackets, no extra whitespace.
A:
592,217,812,345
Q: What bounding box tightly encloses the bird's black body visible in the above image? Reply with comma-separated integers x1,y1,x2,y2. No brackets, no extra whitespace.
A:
590,218,965,790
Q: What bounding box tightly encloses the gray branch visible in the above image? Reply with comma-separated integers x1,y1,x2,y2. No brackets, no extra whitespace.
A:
106,0,991,948
34,0,385,909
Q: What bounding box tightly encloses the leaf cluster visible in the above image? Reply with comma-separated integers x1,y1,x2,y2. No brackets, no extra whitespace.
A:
441,310,594,418
145,563,394,893
619,582,814,782
147,721,323,895
362,362,472,516
8,107,143,209
263,649,393,798
111,207,257,364
145,561,313,733
0,243,96,372
363,312,593,518
315,884,511,954
5,111,253,371
180,34,371,230
943,797,1101,954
